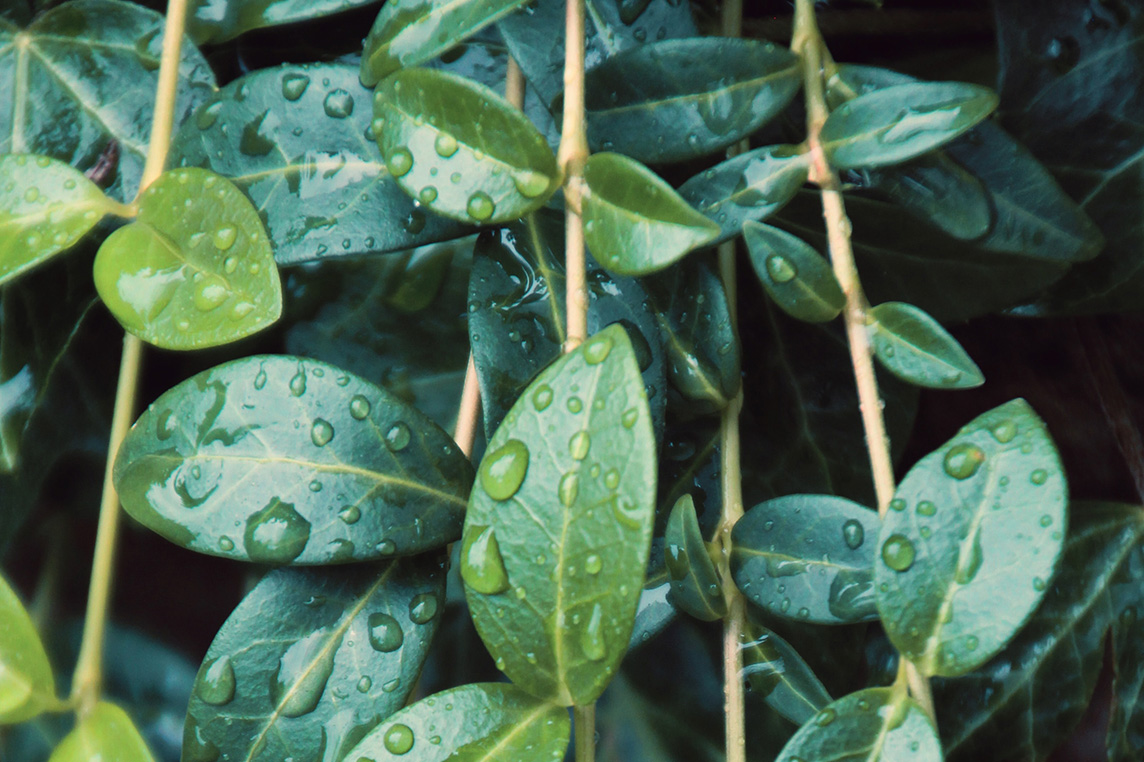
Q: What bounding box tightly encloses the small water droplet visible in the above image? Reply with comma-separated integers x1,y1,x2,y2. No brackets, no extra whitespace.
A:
387,148,413,177
349,395,371,420
917,500,937,517
212,226,237,251
533,384,553,411
586,555,602,575
434,133,458,158
815,708,835,727
513,169,551,199
367,613,404,652
881,534,916,572
419,186,438,204
558,472,580,506
583,335,613,364
990,420,1017,443
461,524,510,595
281,73,310,100
466,191,495,221
622,408,638,428
581,603,606,661
254,369,268,390
765,253,797,283
218,536,234,551
944,443,986,479
965,635,979,652
383,723,415,755
385,422,411,451
323,89,354,118
890,498,906,512
409,593,438,624
569,430,591,460
197,656,236,705
1031,468,1048,485
357,676,372,693
289,368,307,396
842,519,864,549
567,396,583,413
311,418,334,446
339,505,361,524
196,101,222,129
604,468,620,490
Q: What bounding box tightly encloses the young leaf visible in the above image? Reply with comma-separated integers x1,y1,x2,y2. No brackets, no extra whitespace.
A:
664,494,725,621
740,622,832,726
731,494,881,625
875,399,1068,677
775,687,941,762
582,152,719,276
372,68,558,224
462,325,656,706
362,0,531,86
113,355,474,564
47,702,154,762
183,558,444,762
868,302,984,389
342,683,570,762
92,168,282,350
584,38,802,164
678,144,810,245
0,574,55,724
744,221,845,324
820,82,998,170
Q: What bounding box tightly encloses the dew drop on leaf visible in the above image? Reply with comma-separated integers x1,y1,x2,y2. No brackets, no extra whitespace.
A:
513,169,550,199
366,612,404,652
943,443,986,479
273,629,337,717
889,498,906,511
289,368,307,396
841,519,864,549
815,708,835,727
434,133,458,158
569,430,591,460
383,723,415,755
409,593,439,624
583,335,613,364
197,655,236,706
665,542,689,580
765,253,797,283
387,148,413,177
338,505,361,524
990,420,1018,443
357,676,372,693
567,397,583,413
281,73,310,100
916,500,937,516
243,498,311,564
1030,468,1048,485
558,472,580,507
622,408,638,428
881,534,916,572
323,89,354,118
479,439,529,500
349,395,371,420
586,554,603,575
604,468,620,490
466,191,495,221
532,384,554,411
581,602,606,661
419,186,438,204
212,226,237,250
311,418,334,446
385,422,411,451
461,525,511,595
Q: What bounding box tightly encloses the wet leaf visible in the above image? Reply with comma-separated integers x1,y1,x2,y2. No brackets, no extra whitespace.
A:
114,355,474,564
343,682,570,762
187,0,378,44
463,325,656,706
663,494,724,621
183,558,444,762
0,0,216,201
628,576,674,651
656,416,721,537
583,152,719,276
170,64,469,266
372,68,558,225
731,494,881,625
0,573,54,724
740,622,832,727
875,399,1068,677
744,221,844,324
867,302,984,389
584,38,802,164
47,702,153,762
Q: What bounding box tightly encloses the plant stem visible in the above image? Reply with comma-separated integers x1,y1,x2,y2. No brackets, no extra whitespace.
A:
574,703,596,762
452,356,482,458
558,0,589,352
70,0,188,718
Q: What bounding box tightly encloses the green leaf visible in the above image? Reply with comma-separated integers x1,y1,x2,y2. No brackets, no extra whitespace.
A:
858,153,993,242
678,144,810,246
463,325,656,706
372,68,558,225
113,355,474,564
740,622,833,727
628,576,674,650
362,0,531,86
92,168,282,350
343,682,570,762
184,558,444,762
170,63,469,266
821,82,998,171
867,302,984,389
774,687,941,762
744,221,844,324
731,494,881,625
583,152,719,276
0,0,216,201
657,416,721,535
186,0,377,44
584,38,802,164
664,494,725,621
0,573,54,724
47,702,154,762
875,399,1068,677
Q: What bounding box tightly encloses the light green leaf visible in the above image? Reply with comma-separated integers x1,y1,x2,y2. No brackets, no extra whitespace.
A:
0,573,55,724
92,168,282,350
740,622,832,726
113,355,474,564
744,221,844,324
821,82,998,170
186,0,377,44
372,68,558,225
183,559,444,762
664,494,725,621
868,302,984,389
463,325,656,706
875,399,1068,677
731,494,881,625
47,702,154,762
362,0,531,86
583,152,719,276
343,683,570,762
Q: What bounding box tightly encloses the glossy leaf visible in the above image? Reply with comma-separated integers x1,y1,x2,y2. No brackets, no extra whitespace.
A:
775,687,941,762
47,702,153,762
372,68,558,225
362,0,530,86
731,494,881,625
187,0,377,43
875,399,1068,677
0,573,54,724
170,64,468,266
740,622,832,727
859,154,993,242
183,558,444,762
628,576,674,651
583,152,719,276
463,325,656,706
821,82,998,170
93,168,282,350
0,0,216,201
867,302,984,389
678,144,810,245
657,415,721,536
114,355,474,564
584,38,802,164
664,494,725,621
744,221,844,324
343,682,570,762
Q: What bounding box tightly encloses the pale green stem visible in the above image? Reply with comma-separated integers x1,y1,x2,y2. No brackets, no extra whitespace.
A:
574,703,596,762
559,0,589,353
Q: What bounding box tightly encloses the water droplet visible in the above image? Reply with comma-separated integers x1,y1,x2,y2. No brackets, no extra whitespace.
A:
323,89,354,118
889,498,906,512
1033,576,1046,591
349,395,371,420
289,368,307,396
383,723,415,755
461,524,510,594
218,536,234,551
513,169,551,199
419,186,438,204
196,101,222,130
385,422,411,451
622,408,638,428
272,628,338,717
376,539,397,555
1040,514,1053,528
212,226,237,250
339,505,361,524
842,519,864,549
990,420,1017,443
1031,468,1048,485
311,418,334,446
434,133,458,158
881,534,916,572
944,442,986,480
467,191,495,221
558,472,580,506
253,368,268,390
192,275,229,312
281,73,310,100
815,708,836,727
387,148,413,177
955,535,984,584
308,480,322,493
583,335,613,364
197,655,236,705
765,253,797,283
409,593,438,624
965,635,979,652
586,555,602,575
582,603,606,661
367,613,404,652
567,397,583,413
480,439,529,501
533,385,553,411
244,498,311,564
569,430,591,460
357,675,372,693
603,469,620,490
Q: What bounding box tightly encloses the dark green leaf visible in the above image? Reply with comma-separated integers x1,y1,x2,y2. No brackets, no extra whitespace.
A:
664,494,725,621
867,302,984,389
821,82,998,170
628,576,674,651
170,64,469,266
858,153,993,242
0,0,216,201
678,145,810,245
731,494,880,625
583,152,719,276
372,68,558,225
744,221,844,324
186,0,377,44
184,558,444,762
47,702,153,762
584,38,802,164
114,355,474,564
343,682,570,762
463,326,656,706
875,399,1067,677
740,622,832,727
93,168,282,350
657,416,721,536
0,573,54,724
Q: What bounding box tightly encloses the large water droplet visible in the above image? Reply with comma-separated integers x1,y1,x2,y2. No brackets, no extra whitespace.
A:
349,395,371,420
665,541,690,580
197,655,236,705
196,101,222,130
881,534,916,572
460,524,510,594
480,439,529,500
434,133,458,158
586,555,603,575
409,593,438,624
289,368,307,396
583,335,613,364
281,73,310,100
533,384,553,411
558,472,579,507
212,226,237,250
581,603,606,661
192,274,229,312
955,535,983,585
272,628,338,717
387,148,413,178
827,569,874,620
323,89,354,118
990,420,1017,443
244,498,311,564
513,169,551,199
943,442,986,480
156,409,177,441
383,723,415,755
311,418,334,446
765,253,797,283
367,612,404,652
467,191,495,221
569,430,591,460
384,422,411,451
842,519,864,549
339,505,361,524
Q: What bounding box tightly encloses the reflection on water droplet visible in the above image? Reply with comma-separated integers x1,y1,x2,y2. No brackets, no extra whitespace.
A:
385,422,411,451
383,723,415,755
434,133,458,158
323,89,354,118
558,472,580,506
480,439,529,500
583,335,613,364
586,555,602,575
419,186,438,204
889,498,906,512
765,253,797,283
1030,468,1048,485
196,101,222,130
944,443,986,480
842,519,864,549
569,430,591,460
467,191,495,221
311,418,334,446
281,73,310,100
212,226,237,250
881,534,915,572
917,500,937,517
955,535,983,584
367,612,404,652
197,655,236,705
339,505,360,524
533,385,553,411
218,536,234,551
387,148,413,177
567,397,583,413
272,628,338,717
349,395,371,420
582,603,606,661
990,420,1017,443
244,498,310,564
513,169,551,199
409,593,438,624
461,524,510,594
